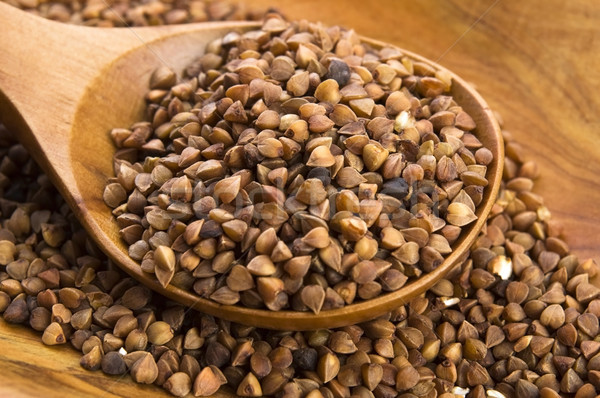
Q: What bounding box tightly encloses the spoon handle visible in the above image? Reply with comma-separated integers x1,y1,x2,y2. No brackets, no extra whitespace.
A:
0,3,256,209
0,3,142,203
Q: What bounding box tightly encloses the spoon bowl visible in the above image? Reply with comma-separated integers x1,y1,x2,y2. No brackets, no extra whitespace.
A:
0,3,503,330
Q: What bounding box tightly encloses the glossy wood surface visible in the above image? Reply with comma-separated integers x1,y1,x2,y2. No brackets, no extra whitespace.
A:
0,2,503,330
0,0,599,397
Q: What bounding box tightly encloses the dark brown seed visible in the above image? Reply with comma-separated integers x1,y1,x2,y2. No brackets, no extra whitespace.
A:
327,59,351,86
121,286,152,310
29,307,51,331
292,347,318,371
205,341,230,368
4,297,28,324
381,178,409,200
101,351,127,375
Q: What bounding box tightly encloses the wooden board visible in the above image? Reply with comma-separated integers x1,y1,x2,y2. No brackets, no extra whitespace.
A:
1,0,599,396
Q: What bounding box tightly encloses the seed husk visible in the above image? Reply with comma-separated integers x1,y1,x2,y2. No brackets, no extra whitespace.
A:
80,345,103,371
103,183,127,209
130,353,159,384
150,66,176,89
2,295,27,323
363,143,389,172
256,277,285,310
318,352,340,383
147,321,174,345
302,227,330,248
540,304,565,329
0,240,16,265
359,363,382,391
214,175,241,204
295,178,327,205
576,282,600,303
577,313,599,336
237,372,263,397
155,245,176,272
226,265,255,292
41,321,66,345
380,227,406,249
446,202,478,226
29,307,51,331
284,256,312,279
164,372,191,397
350,261,378,284
50,303,71,324
314,79,341,104
193,366,226,397
307,145,336,167
561,368,584,393
301,285,326,314
247,255,276,276
101,351,127,375
392,241,420,264
381,177,409,200
221,220,248,242
464,337,487,361
325,59,350,86
395,365,420,391
339,217,368,241
209,286,240,305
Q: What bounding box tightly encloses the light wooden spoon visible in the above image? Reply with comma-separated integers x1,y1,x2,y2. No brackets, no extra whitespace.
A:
0,3,503,331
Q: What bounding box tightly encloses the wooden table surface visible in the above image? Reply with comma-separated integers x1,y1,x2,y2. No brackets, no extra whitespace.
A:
1,0,599,397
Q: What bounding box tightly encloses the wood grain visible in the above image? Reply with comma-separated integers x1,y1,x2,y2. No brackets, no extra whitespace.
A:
0,318,234,398
0,0,599,396
0,318,174,398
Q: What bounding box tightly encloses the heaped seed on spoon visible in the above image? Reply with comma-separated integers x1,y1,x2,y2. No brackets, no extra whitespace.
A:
104,15,493,313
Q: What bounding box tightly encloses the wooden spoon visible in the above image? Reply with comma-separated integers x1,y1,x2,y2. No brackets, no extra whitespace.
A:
0,3,503,331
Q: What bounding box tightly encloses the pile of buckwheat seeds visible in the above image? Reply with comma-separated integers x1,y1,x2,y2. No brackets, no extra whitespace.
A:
2,1,600,397
106,14,491,313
